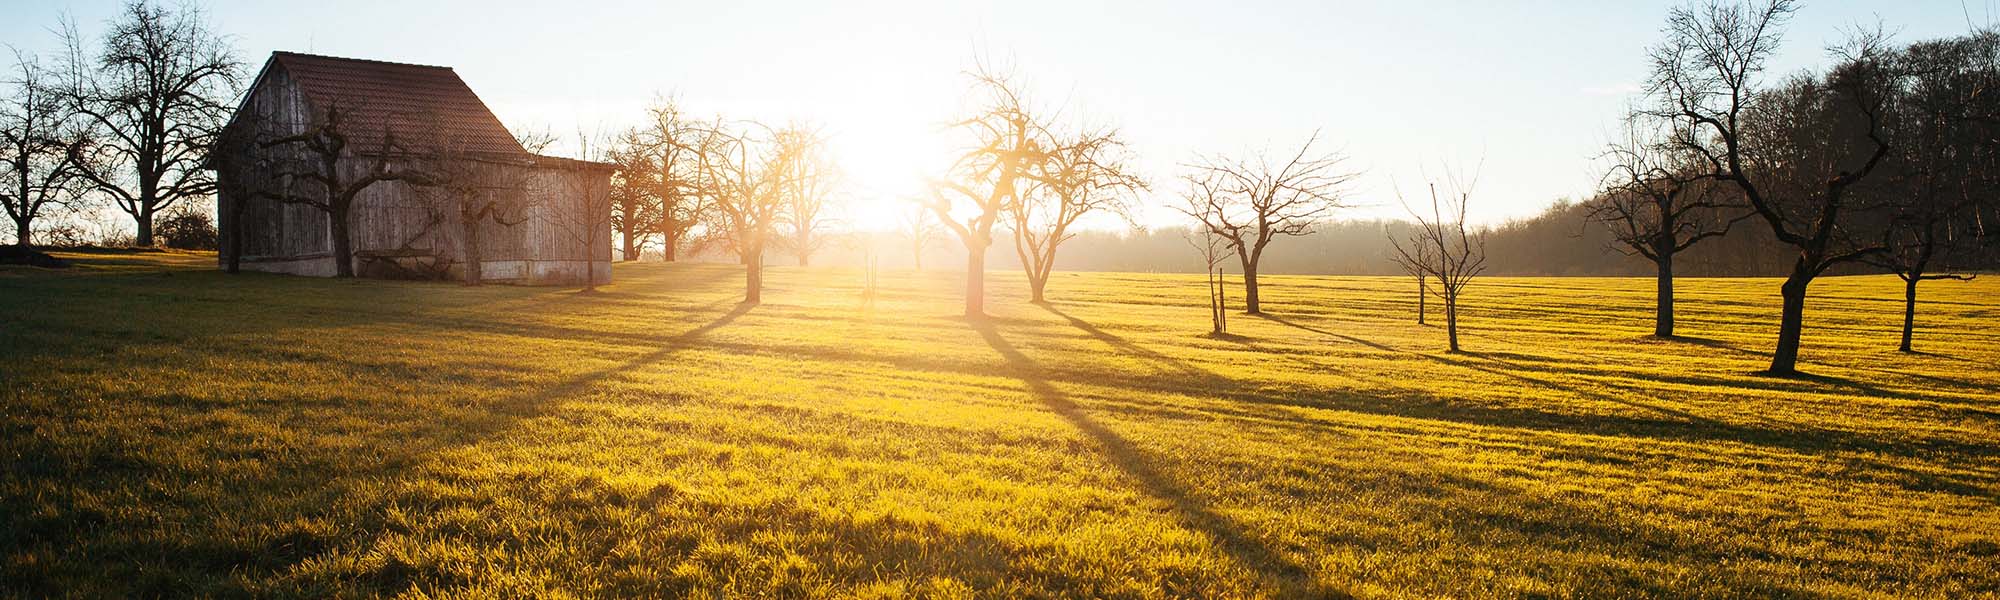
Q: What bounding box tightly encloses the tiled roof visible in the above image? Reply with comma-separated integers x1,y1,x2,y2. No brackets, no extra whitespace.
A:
267,51,526,157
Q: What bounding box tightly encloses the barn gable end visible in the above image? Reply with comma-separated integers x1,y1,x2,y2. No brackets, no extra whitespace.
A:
211,52,612,285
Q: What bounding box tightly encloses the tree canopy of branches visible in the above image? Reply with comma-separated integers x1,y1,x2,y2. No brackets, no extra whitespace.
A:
1185,227,1231,335
688,120,809,304
618,99,708,262
1178,132,1356,314
1591,121,1744,337
256,101,440,278
2,52,86,248
1864,31,2000,352
1390,170,1488,352
1644,0,1899,375
929,67,1044,318
58,0,240,247
898,198,942,271
607,130,665,261
778,127,839,266
1012,126,1145,302
415,127,538,286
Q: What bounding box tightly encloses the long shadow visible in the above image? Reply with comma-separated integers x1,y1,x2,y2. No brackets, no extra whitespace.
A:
969,318,1340,598
1248,314,2000,495
1039,304,1231,383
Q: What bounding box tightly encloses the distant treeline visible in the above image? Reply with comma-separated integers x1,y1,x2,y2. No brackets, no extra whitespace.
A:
671,199,1992,277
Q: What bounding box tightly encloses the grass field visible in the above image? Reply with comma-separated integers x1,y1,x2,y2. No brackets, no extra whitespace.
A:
2,250,1996,598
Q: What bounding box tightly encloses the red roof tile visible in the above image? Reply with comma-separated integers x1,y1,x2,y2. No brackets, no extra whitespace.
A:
267,51,526,157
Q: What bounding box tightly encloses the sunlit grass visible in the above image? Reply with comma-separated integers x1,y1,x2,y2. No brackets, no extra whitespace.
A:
2,251,1995,598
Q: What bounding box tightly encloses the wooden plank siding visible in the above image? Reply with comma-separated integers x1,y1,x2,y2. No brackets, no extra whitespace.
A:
213,52,612,285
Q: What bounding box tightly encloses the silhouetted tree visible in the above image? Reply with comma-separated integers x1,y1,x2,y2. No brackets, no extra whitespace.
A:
1591,121,1744,337
1184,226,1231,335
628,99,708,262
2,52,87,248
257,101,439,278
1645,0,1897,374
1012,126,1144,302
57,1,240,246
1866,31,2000,351
690,120,800,304
1178,132,1356,314
898,198,941,271
1391,169,1487,352
607,130,665,261
929,66,1044,318
779,126,839,266
1387,223,1433,325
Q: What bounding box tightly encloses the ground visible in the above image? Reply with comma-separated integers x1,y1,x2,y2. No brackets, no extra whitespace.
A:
1,250,1996,599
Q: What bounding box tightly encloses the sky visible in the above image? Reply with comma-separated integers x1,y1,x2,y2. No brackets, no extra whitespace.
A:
5,0,1996,231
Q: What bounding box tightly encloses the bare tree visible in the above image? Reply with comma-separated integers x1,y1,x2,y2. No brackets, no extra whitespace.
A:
1591,121,1744,338
690,120,797,304
898,198,941,271
627,100,708,262
57,1,241,246
1645,0,1906,374
417,130,536,286
606,129,664,261
929,66,1045,317
1386,223,1433,325
1011,126,1145,302
1184,226,1231,335
1178,132,1357,314
1865,31,2000,352
257,101,440,277
2,52,86,247
779,126,839,266
1390,169,1488,353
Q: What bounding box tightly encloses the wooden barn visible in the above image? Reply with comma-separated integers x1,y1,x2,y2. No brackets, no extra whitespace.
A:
210,51,613,284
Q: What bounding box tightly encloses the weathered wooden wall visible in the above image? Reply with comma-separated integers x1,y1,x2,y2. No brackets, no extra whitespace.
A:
215,62,613,285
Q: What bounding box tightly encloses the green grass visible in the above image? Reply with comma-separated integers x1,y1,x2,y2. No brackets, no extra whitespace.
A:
2,250,1996,598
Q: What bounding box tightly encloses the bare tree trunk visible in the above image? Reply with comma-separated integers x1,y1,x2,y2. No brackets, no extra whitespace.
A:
12,217,31,248
134,205,155,247
912,241,923,271
1769,265,1812,375
1241,261,1262,315
462,217,484,286
1445,297,1460,352
1900,275,1918,353
223,205,242,273
744,248,763,304
1654,251,1675,338
620,234,638,261
1416,275,1427,325
662,229,679,262
583,229,599,293
965,245,986,317
329,209,355,278
1208,268,1228,334
1029,272,1048,304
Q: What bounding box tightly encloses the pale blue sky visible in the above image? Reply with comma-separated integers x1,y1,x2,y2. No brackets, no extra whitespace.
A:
5,0,1993,228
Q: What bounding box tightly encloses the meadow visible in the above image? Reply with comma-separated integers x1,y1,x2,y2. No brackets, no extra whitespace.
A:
1,250,1996,599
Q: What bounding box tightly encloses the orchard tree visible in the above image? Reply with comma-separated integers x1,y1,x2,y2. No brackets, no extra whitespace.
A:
1178,132,1356,314
1645,0,1898,374
2,52,87,247
1591,121,1744,338
929,67,1044,318
1390,168,1487,353
1011,125,1145,303
58,1,241,246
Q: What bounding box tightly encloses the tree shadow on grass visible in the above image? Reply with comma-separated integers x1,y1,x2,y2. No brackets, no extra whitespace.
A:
1248,314,2000,497
969,317,1343,598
